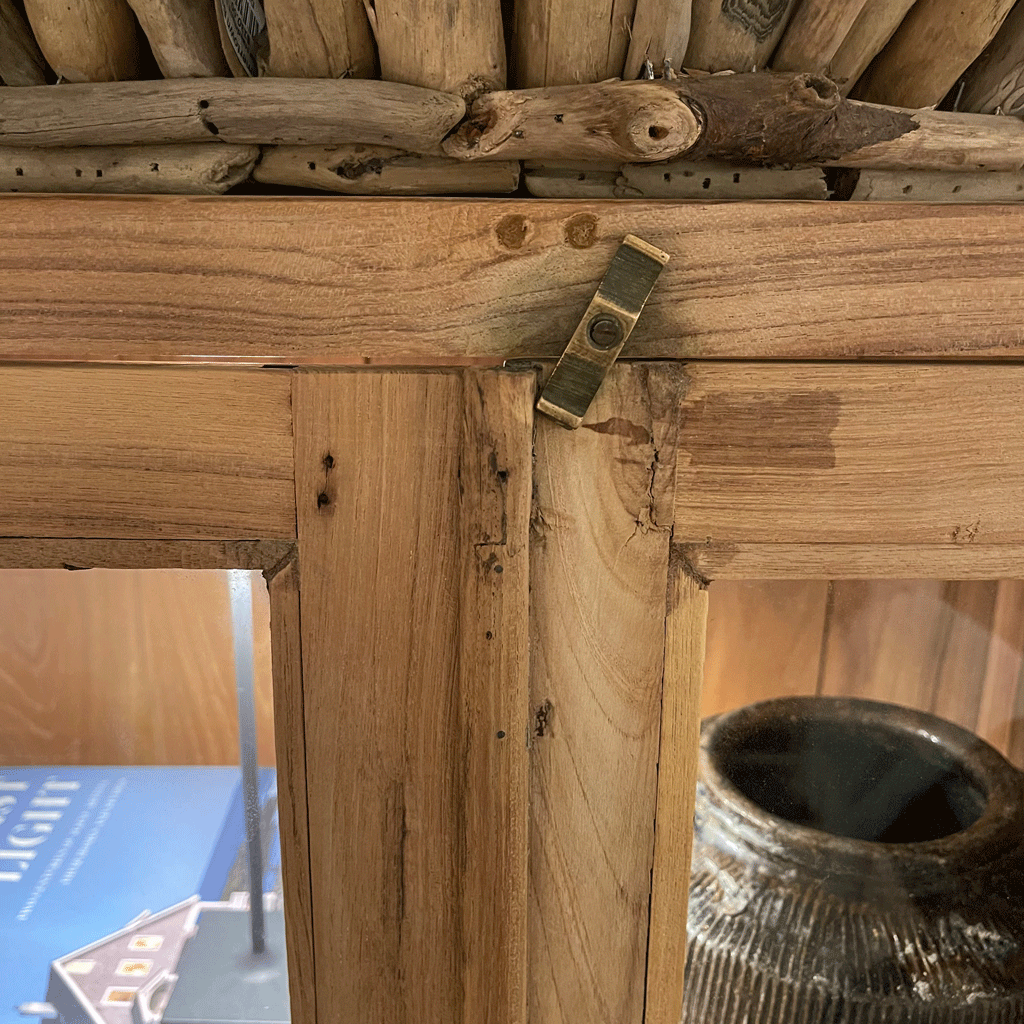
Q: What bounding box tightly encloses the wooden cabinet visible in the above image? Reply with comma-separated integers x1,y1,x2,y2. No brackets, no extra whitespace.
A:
2,195,1023,1024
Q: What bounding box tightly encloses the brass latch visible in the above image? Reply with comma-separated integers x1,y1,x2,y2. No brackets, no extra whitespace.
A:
536,234,670,429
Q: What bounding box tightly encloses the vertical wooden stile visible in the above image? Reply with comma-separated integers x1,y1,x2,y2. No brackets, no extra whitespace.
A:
267,559,317,1024
529,364,684,1024
644,558,708,1024
293,369,530,1024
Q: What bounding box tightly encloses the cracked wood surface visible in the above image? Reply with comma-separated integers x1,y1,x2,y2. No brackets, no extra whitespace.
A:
0,366,295,538
6,198,1024,363
529,363,685,1024
293,369,531,1024
674,364,1024,573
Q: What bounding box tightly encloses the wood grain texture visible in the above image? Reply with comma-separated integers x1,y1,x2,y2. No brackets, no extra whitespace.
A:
0,0,49,85
771,0,870,74
512,0,636,86
9,198,1024,364
960,0,1024,115
460,369,532,1024
624,0,691,80
828,0,916,95
702,579,829,716
23,0,140,81
255,145,520,194
840,168,1024,203
684,544,1024,581
293,369,531,1024
530,364,684,1024
0,567,277,766
0,79,465,150
703,580,1024,773
264,0,375,77
684,0,797,71
0,367,295,539
644,563,706,1024
0,538,295,570
370,0,505,98
125,0,228,76
854,0,1016,108
0,144,259,194
675,364,1024,548
267,559,316,1024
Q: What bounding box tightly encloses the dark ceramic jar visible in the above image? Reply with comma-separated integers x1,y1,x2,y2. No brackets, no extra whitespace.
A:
684,696,1024,1024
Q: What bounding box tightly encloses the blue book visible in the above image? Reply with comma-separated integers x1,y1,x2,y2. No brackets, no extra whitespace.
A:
0,766,284,1024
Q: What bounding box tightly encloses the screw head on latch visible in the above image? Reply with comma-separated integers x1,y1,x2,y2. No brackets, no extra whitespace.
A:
587,315,624,350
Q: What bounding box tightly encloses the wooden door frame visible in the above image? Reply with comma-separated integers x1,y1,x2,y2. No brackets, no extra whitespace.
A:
4,196,1024,1024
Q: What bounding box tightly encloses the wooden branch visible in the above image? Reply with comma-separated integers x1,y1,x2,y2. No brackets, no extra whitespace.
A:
1,143,258,193
771,0,870,75
854,0,1016,108
256,144,520,193
512,0,634,86
959,1,1024,115
372,0,505,98
624,0,691,80
126,0,228,77
445,73,1024,172
837,167,1024,202
0,0,49,85
23,0,140,81
0,78,466,150
264,0,374,77
684,0,798,72
828,0,916,96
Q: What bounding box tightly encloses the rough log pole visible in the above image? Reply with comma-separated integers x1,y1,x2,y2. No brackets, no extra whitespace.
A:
837,168,1024,203
0,143,258,192
828,0,916,96
959,1,1024,115
264,0,375,77
23,0,140,81
771,0,870,75
256,144,520,193
512,0,636,86
369,0,505,98
624,0,691,79
854,0,1017,108
443,73,1024,172
0,78,466,151
0,0,49,85
684,0,798,72
126,0,228,77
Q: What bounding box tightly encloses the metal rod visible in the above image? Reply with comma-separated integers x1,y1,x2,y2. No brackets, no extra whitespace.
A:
228,569,266,956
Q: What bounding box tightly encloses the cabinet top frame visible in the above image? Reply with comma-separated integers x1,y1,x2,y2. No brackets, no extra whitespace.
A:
2,195,1023,366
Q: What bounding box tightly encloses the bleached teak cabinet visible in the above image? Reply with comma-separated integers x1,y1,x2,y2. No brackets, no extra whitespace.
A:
2,195,1024,1024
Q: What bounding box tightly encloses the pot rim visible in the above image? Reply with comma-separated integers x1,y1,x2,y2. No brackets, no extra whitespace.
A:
699,695,1024,882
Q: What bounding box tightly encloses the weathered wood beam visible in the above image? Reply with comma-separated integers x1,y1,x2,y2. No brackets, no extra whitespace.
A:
828,0,916,95
255,144,520,193
771,0,870,76
959,0,1024,115
5,198,1024,364
443,74,1024,172
854,0,1016,108
126,0,228,77
369,0,505,98
837,167,1024,203
684,0,797,72
0,0,49,85
0,78,465,150
264,0,375,77
23,0,140,81
0,143,258,193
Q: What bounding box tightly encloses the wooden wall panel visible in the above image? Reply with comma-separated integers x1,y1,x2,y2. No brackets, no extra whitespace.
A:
0,367,295,539
0,567,277,767
529,364,684,1024
703,579,1024,770
292,369,531,1024
6,198,1024,364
